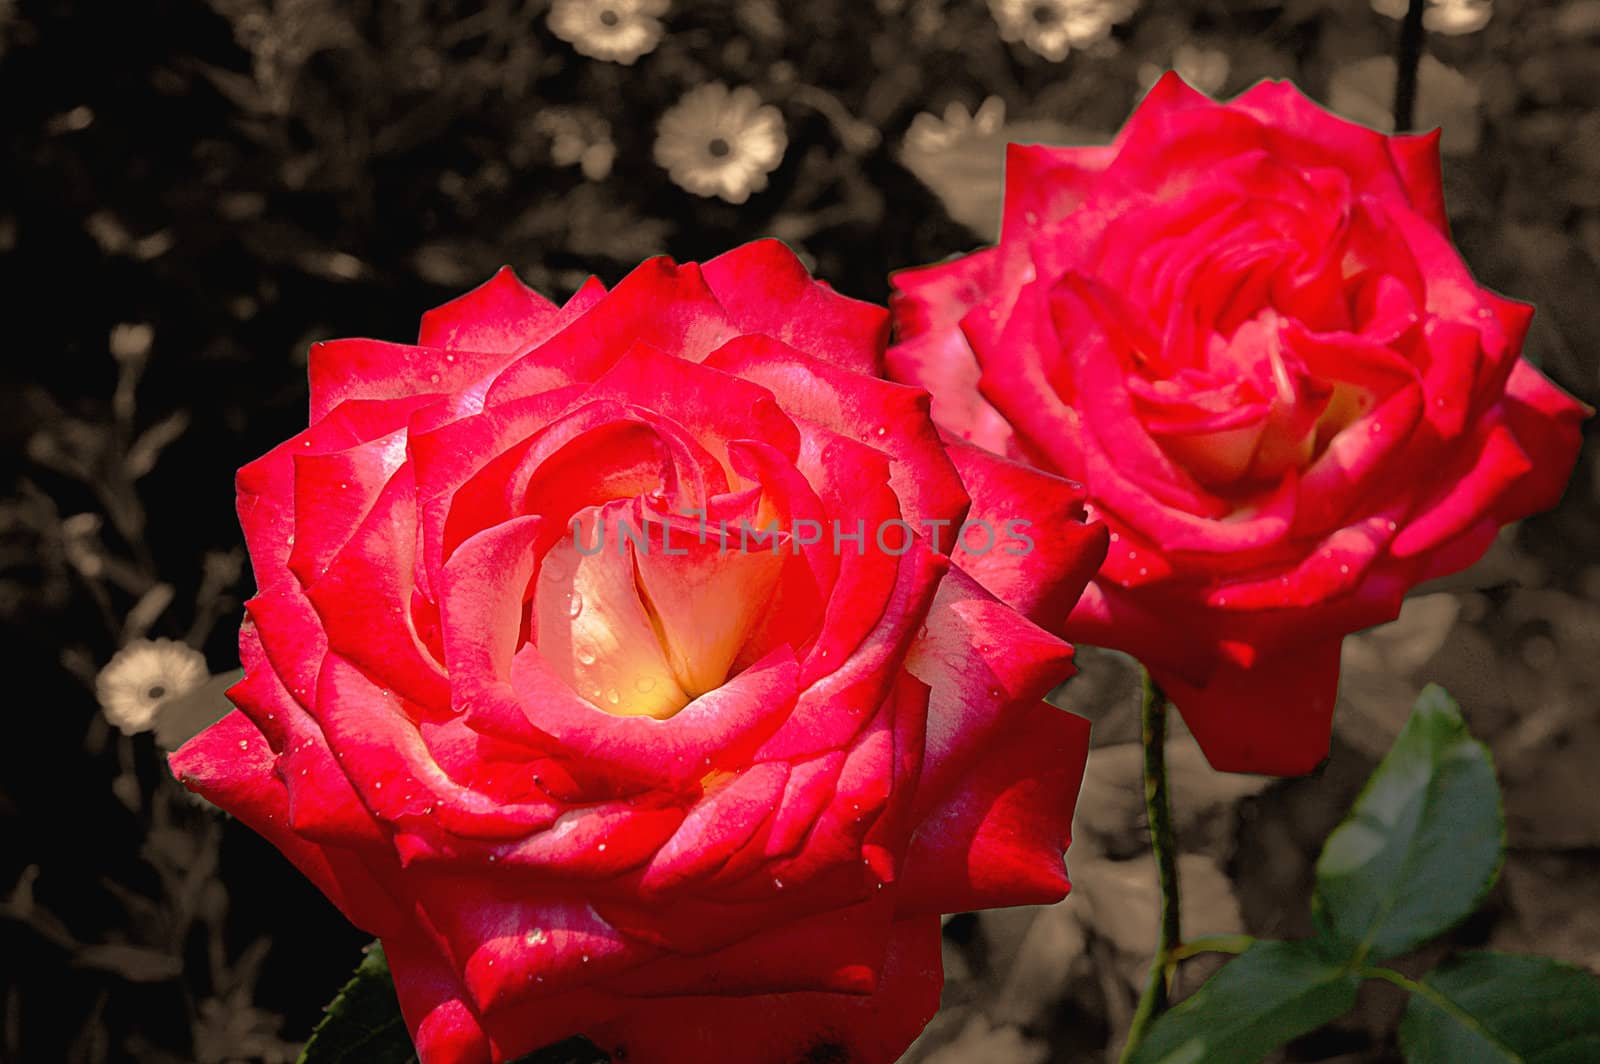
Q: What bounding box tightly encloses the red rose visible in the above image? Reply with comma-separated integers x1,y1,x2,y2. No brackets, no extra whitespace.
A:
172,240,1107,1064
889,74,1588,775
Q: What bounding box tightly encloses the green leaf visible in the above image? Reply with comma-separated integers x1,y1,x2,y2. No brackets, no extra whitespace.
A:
1313,684,1502,962
1127,940,1361,1064
1398,951,1600,1064
298,942,418,1064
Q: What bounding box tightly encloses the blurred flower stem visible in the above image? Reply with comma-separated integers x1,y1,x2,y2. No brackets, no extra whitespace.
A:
1394,0,1427,131
1119,671,1181,1062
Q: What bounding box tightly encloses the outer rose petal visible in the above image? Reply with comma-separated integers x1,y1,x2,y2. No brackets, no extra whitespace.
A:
1154,636,1344,775
585,915,944,1064
942,434,1109,626
897,697,1090,912
887,248,1022,455
170,712,408,937
702,238,891,375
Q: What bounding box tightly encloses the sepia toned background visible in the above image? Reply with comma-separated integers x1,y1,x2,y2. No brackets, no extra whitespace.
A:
2,0,1597,1060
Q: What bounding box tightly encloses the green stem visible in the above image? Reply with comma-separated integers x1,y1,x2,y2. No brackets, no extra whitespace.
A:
1119,672,1181,1063
1168,934,1255,963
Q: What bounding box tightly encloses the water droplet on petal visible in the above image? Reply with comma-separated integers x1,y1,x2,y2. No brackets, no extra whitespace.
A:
577,649,596,666
605,689,619,705
1339,564,1350,574
597,842,607,852
238,740,248,750
635,676,656,693
874,425,888,437
773,877,785,890
487,854,497,862
525,928,547,946
429,373,440,384
567,592,584,618
581,954,590,963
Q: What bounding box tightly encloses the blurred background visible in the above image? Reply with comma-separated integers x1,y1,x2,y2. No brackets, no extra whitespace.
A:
2,0,1597,1061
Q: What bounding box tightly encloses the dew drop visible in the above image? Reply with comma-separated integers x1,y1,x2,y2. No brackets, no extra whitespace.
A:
1108,531,1120,543
1371,422,1383,434
1138,567,1148,577
581,954,590,964
429,373,440,384
445,353,456,363
374,781,382,790
988,687,1002,699
577,649,597,666
1386,520,1398,532
488,854,497,862
605,689,620,705
773,877,785,890
238,740,248,750
1339,564,1350,574
525,929,548,946
339,481,348,490
635,676,656,693
874,425,888,437
567,592,584,618
597,842,607,852
1127,549,1138,560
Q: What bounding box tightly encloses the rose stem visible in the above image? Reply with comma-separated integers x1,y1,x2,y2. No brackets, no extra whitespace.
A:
1393,0,1427,133
1118,669,1181,1063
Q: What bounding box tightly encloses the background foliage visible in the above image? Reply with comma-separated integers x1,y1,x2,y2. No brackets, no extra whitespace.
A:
3,0,1598,1060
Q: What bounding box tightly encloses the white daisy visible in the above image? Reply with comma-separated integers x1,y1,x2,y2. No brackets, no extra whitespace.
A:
988,0,1138,62
547,0,669,66
653,83,787,204
95,638,208,737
